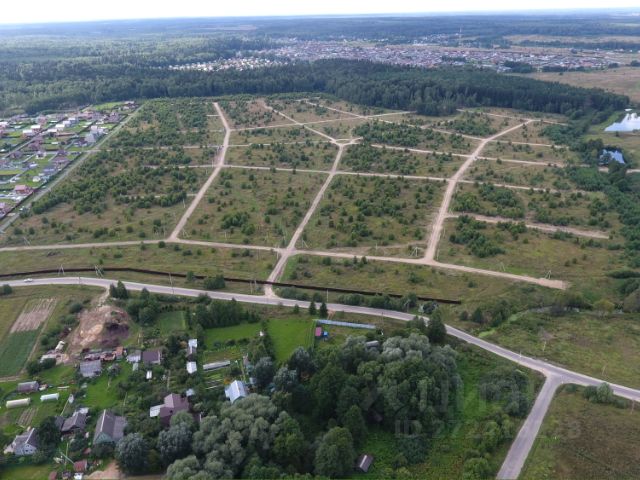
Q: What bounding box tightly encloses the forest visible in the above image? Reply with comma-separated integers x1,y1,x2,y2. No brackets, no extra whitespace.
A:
0,57,628,117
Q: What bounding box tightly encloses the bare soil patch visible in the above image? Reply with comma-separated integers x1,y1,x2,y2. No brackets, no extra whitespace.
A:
10,298,56,333
67,306,130,355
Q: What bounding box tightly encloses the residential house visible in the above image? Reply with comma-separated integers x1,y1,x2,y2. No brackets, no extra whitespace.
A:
16,381,39,394
14,184,33,196
225,380,248,404
142,348,162,366
61,412,87,434
150,393,190,427
126,350,141,363
6,428,38,456
79,359,102,378
93,410,127,445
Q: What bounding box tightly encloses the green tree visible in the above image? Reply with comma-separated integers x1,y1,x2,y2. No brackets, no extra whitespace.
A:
116,433,149,474
254,357,275,389
319,301,328,318
342,405,367,447
308,301,317,316
314,427,356,478
158,422,193,465
426,310,447,344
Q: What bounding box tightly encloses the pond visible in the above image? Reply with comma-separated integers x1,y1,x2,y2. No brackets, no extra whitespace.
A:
605,112,640,132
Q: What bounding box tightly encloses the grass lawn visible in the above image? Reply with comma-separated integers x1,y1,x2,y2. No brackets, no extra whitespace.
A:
204,322,262,347
185,168,326,247
299,175,444,257
157,310,187,334
267,317,314,363
521,385,640,480
0,464,53,480
84,366,132,410
226,142,337,170
438,218,624,283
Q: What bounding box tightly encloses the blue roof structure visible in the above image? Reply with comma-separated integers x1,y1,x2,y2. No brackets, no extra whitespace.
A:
600,149,625,165
316,319,376,330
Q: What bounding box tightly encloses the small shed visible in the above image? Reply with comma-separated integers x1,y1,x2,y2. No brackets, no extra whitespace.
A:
356,454,374,473
17,381,40,394
186,362,197,375
315,327,323,338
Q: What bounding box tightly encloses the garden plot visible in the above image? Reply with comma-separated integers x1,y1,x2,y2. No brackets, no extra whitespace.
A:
219,98,290,129
354,121,480,155
482,142,579,164
341,143,465,177
226,142,337,170
10,298,56,333
299,175,444,257
185,168,326,247
452,182,620,233
465,159,575,191
229,125,327,145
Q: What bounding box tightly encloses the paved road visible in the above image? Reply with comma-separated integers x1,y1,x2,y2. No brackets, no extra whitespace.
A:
169,102,230,241
497,375,563,480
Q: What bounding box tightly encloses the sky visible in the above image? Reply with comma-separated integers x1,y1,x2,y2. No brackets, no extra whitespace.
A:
1,0,639,25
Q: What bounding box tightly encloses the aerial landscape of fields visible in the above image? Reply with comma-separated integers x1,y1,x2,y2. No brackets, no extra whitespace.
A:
1,4,640,480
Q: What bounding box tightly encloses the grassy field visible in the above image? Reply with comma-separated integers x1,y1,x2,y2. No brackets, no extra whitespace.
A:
271,98,357,123
157,310,187,333
0,464,53,480
282,254,557,309
524,67,640,103
341,143,465,177
521,386,640,480
204,322,262,347
306,117,371,139
438,218,624,282
474,310,640,389
482,142,578,164
452,182,621,233
185,168,326,247
0,243,277,280
267,317,314,362
465,159,576,190
226,142,337,170
220,98,290,129
497,121,558,144
299,175,444,257
230,125,327,145
0,330,40,376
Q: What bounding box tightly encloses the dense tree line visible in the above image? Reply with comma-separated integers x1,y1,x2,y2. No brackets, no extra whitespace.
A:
0,58,628,117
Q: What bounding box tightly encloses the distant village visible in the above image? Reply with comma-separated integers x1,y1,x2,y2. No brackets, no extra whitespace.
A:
168,39,621,74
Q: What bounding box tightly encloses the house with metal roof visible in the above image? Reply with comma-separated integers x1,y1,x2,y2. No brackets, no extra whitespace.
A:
225,380,248,404
93,410,127,444
142,348,163,366
61,412,87,434
79,360,102,378
5,428,38,456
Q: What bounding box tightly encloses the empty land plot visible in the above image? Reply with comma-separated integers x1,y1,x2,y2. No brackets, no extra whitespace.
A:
269,98,356,123
10,298,56,333
354,121,480,154
185,168,326,247
205,114,225,145
452,182,620,232
482,142,578,164
465,159,575,190
480,311,640,389
299,175,444,257
218,98,290,129
281,254,555,307
0,149,210,246
438,217,624,281
230,125,326,145
306,117,371,139
462,107,567,123
306,97,393,116
0,244,278,280
226,142,337,170
110,99,211,148
496,121,559,144
521,387,640,480
436,111,522,137
341,143,465,177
